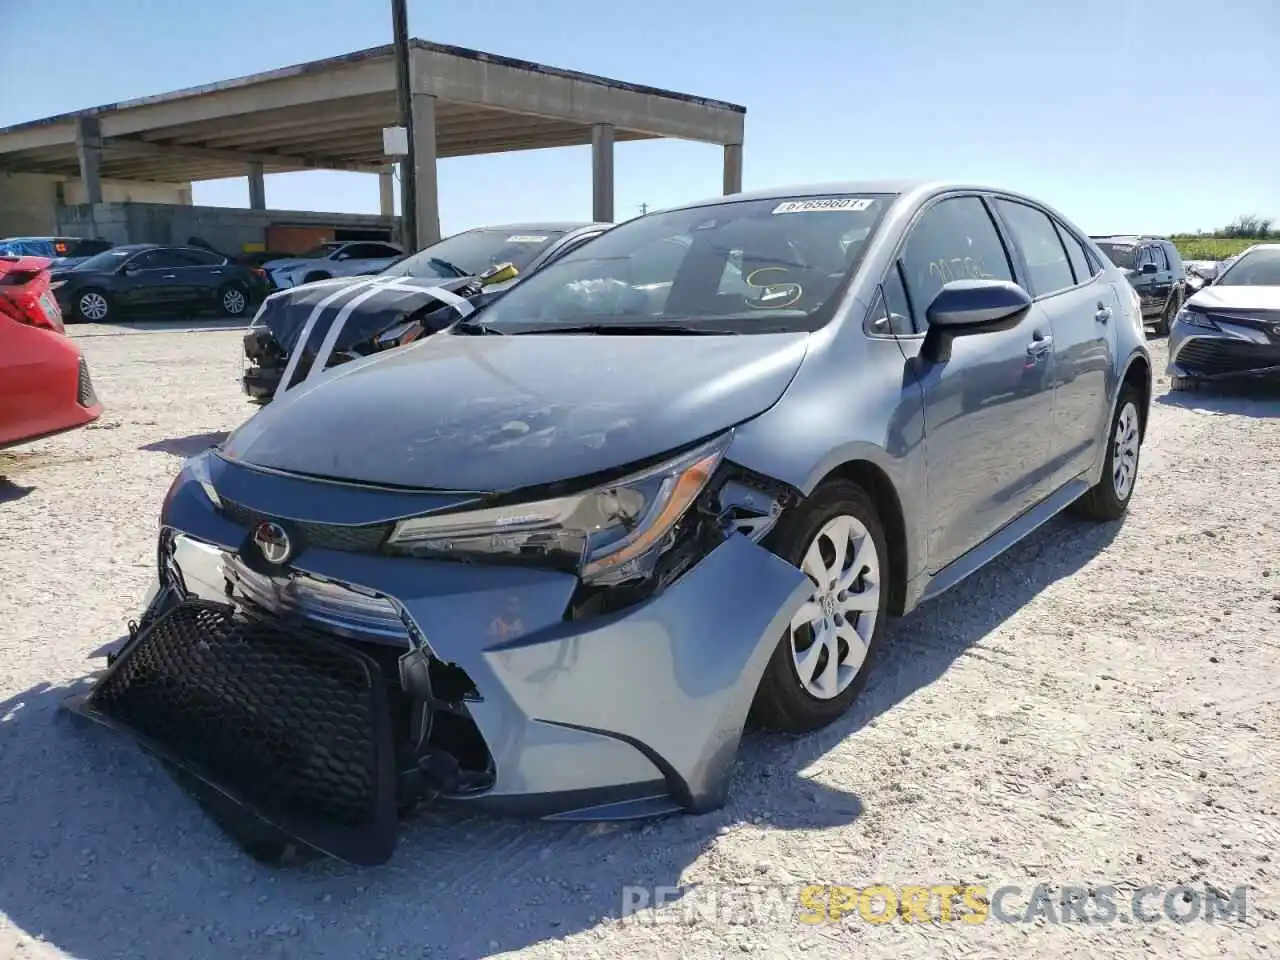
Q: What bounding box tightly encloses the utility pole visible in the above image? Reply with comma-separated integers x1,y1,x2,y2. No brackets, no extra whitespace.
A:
638,202,649,216
392,0,416,251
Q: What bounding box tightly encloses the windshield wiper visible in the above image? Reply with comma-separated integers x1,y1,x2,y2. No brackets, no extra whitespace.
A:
451,316,504,335
428,257,470,278
513,323,737,336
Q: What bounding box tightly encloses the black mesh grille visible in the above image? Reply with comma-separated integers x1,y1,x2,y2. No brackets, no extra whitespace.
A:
76,355,97,408
1176,339,1280,377
85,599,398,864
221,500,391,553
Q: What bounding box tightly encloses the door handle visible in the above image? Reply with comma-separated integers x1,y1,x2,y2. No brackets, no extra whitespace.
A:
1095,304,1111,323
210,270,223,275
1027,333,1054,356
162,274,177,279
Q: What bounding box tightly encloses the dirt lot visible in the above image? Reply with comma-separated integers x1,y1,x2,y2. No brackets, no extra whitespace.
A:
1,323,1277,959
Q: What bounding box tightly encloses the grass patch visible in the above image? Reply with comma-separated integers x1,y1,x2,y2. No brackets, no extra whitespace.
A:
1170,237,1264,261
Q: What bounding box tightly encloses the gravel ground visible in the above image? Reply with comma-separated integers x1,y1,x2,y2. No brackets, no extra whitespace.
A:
1,322,1278,960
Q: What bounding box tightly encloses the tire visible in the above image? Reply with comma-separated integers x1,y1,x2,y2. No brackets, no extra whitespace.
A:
1170,375,1199,392
750,480,891,733
75,288,111,323
218,283,250,317
302,271,330,285
1070,385,1143,521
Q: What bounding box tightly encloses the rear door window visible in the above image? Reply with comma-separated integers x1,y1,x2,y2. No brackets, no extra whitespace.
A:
1054,224,1092,284
899,195,1015,327
993,200,1076,297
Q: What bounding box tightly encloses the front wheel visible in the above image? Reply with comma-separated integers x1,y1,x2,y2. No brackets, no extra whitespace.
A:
750,480,891,733
1170,375,1199,392
1070,385,1143,521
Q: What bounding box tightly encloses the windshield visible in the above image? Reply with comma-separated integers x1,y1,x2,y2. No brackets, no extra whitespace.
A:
297,243,345,259
1095,241,1138,271
381,229,567,280
1214,248,1280,286
470,196,891,334
75,249,135,272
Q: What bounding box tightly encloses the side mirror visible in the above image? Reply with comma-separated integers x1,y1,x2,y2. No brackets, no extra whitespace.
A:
121,263,139,276
922,279,1033,364
1140,262,1159,275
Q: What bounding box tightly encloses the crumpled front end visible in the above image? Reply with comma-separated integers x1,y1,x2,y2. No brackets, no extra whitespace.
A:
1168,309,1280,382
241,275,482,404
70,452,811,865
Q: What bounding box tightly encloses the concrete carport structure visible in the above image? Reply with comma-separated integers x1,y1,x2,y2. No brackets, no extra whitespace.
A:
0,40,747,245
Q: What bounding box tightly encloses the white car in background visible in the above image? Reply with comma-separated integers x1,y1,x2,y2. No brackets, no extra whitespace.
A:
263,240,403,289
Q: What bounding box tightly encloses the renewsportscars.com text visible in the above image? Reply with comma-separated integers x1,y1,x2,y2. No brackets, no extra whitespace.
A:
620,882,1250,926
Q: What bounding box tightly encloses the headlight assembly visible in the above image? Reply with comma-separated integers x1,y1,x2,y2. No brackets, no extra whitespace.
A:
163,450,223,514
387,433,731,583
1176,307,1217,330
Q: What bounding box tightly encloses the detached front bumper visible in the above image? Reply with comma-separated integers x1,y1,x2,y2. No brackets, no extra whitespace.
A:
1168,316,1280,381
69,460,810,864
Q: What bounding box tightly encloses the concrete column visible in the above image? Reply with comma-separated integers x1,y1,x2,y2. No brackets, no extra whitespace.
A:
378,166,396,217
74,117,103,206
247,161,266,210
591,123,615,223
723,143,743,196
410,93,440,247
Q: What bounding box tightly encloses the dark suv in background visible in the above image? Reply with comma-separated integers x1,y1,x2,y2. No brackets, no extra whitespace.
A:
1091,235,1185,334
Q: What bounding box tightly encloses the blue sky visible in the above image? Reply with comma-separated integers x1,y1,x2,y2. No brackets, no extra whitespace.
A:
1,0,1276,236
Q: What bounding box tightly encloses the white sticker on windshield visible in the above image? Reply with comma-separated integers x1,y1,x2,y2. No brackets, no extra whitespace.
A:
772,198,875,215
505,235,549,243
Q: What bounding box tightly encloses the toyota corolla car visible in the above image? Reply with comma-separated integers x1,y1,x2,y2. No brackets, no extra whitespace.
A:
68,181,1151,866
1167,243,1280,390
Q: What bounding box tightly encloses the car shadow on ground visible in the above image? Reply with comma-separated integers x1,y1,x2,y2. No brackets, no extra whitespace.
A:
0,477,35,503
0,511,1120,959
139,432,230,457
1157,380,1280,418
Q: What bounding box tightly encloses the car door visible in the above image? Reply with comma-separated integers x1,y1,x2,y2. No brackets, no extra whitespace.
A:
1151,242,1175,311
888,194,1057,573
1131,243,1162,317
991,198,1115,487
117,249,184,309
171,247,228,309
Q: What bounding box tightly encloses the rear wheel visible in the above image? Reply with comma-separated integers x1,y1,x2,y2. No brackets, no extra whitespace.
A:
76,289,111,323
1071,385,1143,521
219,283,249,317
750,480,891,733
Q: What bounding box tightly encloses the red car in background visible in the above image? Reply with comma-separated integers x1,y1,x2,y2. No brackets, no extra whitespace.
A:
0,254,103,449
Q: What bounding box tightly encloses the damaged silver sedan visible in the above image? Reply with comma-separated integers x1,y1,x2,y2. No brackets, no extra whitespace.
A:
68,180,1153,865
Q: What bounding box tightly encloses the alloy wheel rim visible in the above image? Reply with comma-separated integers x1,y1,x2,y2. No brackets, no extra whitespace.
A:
224,289,246,313
1112,402,1140,500
80,293,107,320
789,514,881,700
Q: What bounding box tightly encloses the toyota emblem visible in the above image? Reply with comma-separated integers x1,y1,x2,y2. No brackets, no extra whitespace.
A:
252,521,292,565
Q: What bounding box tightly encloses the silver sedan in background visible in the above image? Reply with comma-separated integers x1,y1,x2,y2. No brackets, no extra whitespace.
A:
1168,243,1280,391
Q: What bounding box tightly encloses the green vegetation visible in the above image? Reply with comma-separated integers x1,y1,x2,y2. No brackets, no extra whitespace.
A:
1170,214,1278,261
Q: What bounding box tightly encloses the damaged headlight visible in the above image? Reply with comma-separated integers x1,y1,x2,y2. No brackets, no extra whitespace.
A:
163,449,223,513
387,433,730,583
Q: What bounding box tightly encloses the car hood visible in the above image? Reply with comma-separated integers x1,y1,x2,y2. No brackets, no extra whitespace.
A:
221,329,810,492
1188,285,1280,313
256,274,483,356
263,258,311,272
